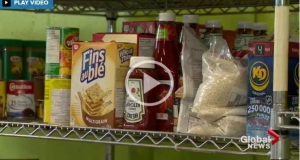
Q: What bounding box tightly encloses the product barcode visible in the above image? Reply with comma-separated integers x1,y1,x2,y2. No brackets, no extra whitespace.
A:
156,113,168,120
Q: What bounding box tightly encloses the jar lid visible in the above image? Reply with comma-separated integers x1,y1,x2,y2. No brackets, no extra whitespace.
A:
0,39,23,47
23,40,46,48
130,56,155,69
253,23,267,30
182,15,199,24
237,21,253,29
205,20,222,28
159,12,176,22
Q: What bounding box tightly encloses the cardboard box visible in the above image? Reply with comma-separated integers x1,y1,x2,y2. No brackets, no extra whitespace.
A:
70,42,137,128
246,41,299,138
93,33,155,57
123,21,157,34
246,41,274,138
287,42,299,141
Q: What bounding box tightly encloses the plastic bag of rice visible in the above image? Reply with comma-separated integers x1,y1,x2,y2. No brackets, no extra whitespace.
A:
195,106,246,123
188,116,246,137
192,38,248,113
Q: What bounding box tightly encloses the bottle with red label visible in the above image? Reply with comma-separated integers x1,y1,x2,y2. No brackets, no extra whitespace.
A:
123,56,159,131
204,20,223,47
253,23,268,40
232,21,254,59
153,12,180,132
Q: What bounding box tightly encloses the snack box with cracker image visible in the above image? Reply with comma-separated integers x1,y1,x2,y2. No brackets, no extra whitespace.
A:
70,42,137,128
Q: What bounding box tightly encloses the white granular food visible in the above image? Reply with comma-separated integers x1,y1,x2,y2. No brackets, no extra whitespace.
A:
188,116,246,137
192,53,247,113
196,106,246,123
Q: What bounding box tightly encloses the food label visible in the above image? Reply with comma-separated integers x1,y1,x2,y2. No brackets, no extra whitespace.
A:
60,29,79,76
70,42,137,128
124,79,145,123
157,26,177,41
233,34,254,51
9,56,23,79
6,81,35,118
138,38,155,57
44,78,71,125
0,81,6,118
46,29,60,75
26,57,45,80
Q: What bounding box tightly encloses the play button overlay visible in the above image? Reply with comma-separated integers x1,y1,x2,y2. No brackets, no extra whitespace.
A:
2,0,11,7
125,58,174,107
143,73,160,93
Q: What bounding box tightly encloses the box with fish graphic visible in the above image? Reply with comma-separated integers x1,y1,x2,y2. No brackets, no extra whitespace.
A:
70,42,137,128
246,41,274,138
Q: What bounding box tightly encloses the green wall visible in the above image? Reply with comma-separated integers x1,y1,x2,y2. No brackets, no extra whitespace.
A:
0,10,298,160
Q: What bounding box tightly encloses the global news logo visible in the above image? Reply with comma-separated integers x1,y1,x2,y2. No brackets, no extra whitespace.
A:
1,0,53,9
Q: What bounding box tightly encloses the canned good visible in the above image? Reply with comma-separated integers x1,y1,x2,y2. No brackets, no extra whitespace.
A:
44,75,71,125
0,80,6,119
45,27,79,76
23,41,46,80
6,80,35,119
36,99,44,119
0,39,23,80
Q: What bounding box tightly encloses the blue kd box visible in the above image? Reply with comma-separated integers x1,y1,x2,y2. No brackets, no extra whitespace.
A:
246,41,299,138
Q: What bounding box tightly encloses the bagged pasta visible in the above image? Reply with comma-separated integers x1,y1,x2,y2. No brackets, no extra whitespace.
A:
192,38,248,113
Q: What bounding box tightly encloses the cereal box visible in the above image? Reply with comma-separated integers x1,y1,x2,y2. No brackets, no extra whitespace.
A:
70,42,137,128
92,33,155,57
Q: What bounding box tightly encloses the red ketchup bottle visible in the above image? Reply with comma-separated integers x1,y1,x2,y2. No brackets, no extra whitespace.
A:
232,21,254,59
204,20,223,48
253,23,268,40
178,14,199,89
123,56,159,131
153,12,180,132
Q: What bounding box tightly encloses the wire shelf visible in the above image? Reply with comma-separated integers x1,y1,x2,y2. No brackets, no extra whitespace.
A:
0,121,269,156
15,0,300,16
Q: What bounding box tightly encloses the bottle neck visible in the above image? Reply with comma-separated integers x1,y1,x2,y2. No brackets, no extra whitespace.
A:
205,27,223,34
237,28,253,34
253,30,267,36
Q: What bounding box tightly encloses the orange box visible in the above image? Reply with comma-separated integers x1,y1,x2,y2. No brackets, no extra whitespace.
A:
70,42,137,128
93,33,156,57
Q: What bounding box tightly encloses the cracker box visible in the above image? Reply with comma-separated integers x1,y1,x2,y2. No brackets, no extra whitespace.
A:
70,42,137,128
246,41,274,138
92,33,155,57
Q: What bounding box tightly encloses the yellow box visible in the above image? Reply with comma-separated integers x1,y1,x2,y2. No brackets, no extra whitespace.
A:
0,80,6,119
70,42,137,128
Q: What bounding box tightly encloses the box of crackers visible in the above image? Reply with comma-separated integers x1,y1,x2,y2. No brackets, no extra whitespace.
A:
70,42,137,128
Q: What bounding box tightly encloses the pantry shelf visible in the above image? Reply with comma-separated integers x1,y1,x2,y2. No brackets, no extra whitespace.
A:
278,112,300,130
26,0,300,16
0,121,268,156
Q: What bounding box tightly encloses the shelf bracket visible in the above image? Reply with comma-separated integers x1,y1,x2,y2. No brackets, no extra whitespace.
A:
106,12,118,33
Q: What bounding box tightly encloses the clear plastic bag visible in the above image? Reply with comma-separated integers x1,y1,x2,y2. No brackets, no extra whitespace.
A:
188,116,246,137
195,106,246,123
192,38,248,113
177,26,208,133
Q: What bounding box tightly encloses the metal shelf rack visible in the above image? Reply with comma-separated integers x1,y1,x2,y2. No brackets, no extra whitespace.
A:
22,0,299,16
0,121,270,156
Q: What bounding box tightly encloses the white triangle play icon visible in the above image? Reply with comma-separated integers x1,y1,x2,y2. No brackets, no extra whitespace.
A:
143,73,160,94
5,1,8,4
